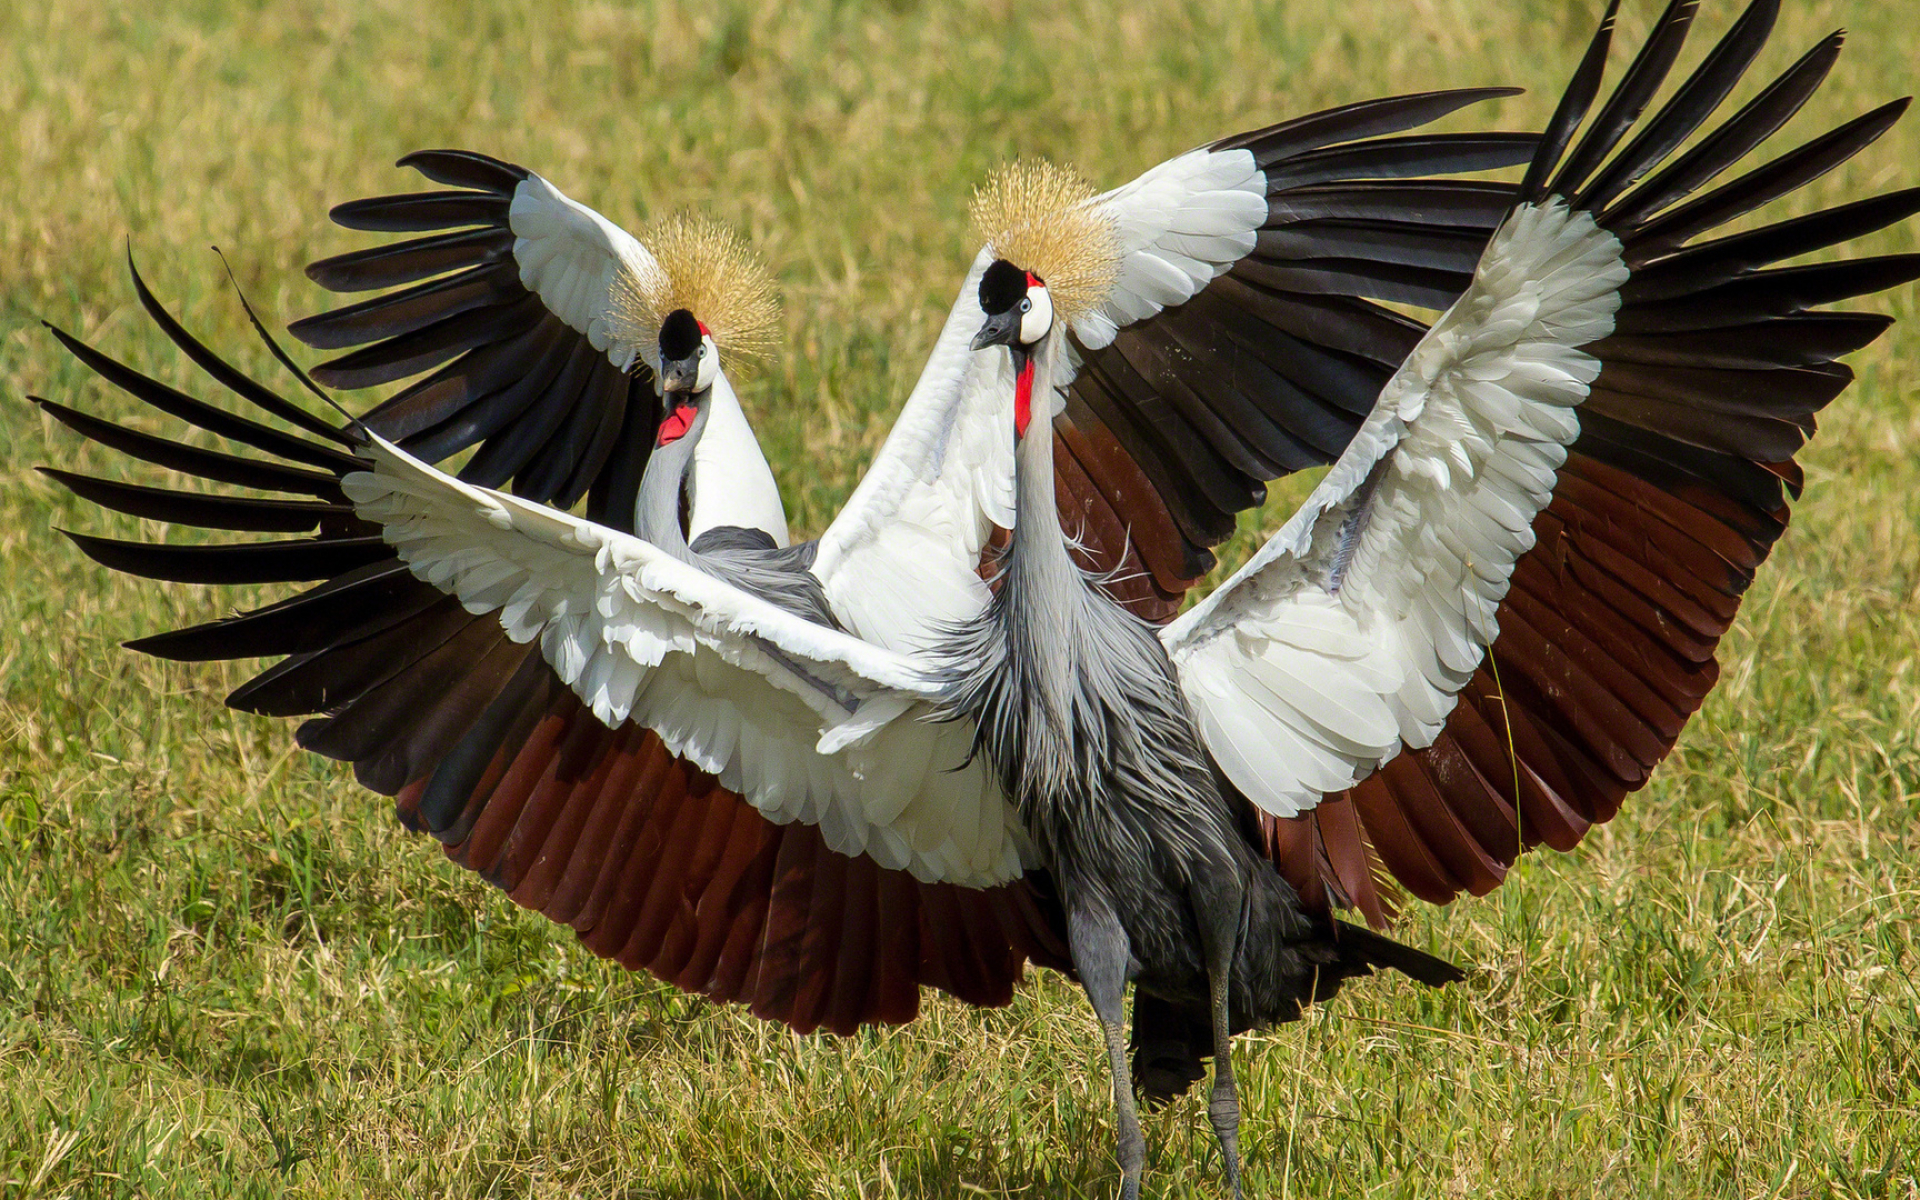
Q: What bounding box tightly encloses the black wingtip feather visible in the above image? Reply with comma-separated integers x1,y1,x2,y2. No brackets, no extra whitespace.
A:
329,192,509,233
1521,0,1622,203
1623,189,1920,302
62,529,392,586
1629,97,1911,256
286,264,509,350
309,292,544,390
204,248,355,425
1573,0,1780,213
124,562,431,662
122,251,354,446
32,397,346,498
44,320,359,474
1553,0,1701,199
1216,87,1527,161
304,227,512,294
396,148,530,193
1599,30,1844,232
37,467,341,534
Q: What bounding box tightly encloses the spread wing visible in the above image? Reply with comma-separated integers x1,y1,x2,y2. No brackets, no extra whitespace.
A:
1166,200,1627,813
38,267,1068,1036
1162,0,1920,921
343,436,1031,889
1058,89,1538,616
280,154,1060,1027
814,89,1537,645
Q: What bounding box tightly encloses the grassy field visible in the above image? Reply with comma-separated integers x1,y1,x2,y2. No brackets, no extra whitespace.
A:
3,0,1918,1195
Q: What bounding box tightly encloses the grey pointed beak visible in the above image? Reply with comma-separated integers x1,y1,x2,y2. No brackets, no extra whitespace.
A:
661,356,700,393
971,310,1020,352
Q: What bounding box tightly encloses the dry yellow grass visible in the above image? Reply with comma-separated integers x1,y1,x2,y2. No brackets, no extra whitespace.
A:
2,1,1917,1196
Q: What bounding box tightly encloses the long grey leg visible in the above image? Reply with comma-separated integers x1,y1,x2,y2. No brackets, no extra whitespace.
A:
1205,958,1243,1198
1069,904,1144,1200
1197,887,1246,1199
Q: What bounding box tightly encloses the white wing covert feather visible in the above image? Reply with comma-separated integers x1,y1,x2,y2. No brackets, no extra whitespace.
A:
1076,147,1268,349
1162,200,1629,818
507,173,663,372
342,435,1030,887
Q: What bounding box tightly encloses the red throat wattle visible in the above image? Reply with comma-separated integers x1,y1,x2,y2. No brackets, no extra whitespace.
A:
1014,357,1035,439
657,403,697,446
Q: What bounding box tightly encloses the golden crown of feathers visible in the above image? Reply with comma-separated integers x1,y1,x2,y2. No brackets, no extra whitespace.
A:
608,213,780,370
969,160,1122,324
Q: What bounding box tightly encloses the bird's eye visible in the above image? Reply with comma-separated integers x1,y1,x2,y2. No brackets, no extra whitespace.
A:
1019,298,1032,313
698,344,707,358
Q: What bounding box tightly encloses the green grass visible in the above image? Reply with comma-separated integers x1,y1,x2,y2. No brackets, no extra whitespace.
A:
3,0,1918,1196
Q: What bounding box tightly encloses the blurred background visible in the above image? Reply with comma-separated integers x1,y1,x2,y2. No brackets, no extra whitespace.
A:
1,0,1915,1195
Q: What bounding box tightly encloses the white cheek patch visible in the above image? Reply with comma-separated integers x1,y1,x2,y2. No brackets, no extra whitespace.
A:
1020,287,1054,344
695,334,719,391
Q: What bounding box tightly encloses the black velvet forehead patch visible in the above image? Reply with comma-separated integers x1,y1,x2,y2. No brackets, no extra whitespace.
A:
978,259,1029,316
659,308,703,361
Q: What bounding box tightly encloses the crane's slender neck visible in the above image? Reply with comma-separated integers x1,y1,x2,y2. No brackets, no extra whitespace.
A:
635,397,710,563
1000,335,1085,721
1008,339,1080,582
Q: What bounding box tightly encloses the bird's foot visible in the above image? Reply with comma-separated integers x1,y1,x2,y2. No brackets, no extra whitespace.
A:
1209,1068,1243,1198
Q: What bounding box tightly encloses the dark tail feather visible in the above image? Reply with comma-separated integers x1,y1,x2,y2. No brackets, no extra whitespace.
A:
1332,920,1466,987
1129,992,1213,1109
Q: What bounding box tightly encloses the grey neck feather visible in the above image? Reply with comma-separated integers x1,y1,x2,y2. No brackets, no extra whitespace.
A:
634,398,710,561
946,333,1387,1036
629,394,838,628
1002,336,1083,732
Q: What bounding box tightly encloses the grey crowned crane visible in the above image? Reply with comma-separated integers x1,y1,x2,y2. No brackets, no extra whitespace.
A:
36,0,1917,1190
949,0,1920,1191
44,95,1540,1035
